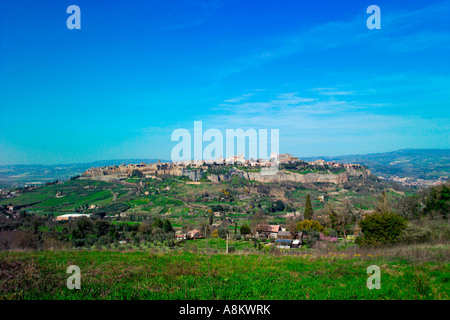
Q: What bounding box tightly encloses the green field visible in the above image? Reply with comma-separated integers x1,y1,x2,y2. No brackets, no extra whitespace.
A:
1,244,448,300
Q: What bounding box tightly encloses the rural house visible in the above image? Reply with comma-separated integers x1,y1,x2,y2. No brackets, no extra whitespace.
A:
255,224,282,239
277,231,292,248
187,229,203,239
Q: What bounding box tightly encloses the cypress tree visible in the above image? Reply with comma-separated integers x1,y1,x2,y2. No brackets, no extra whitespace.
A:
209,213,213,225
304,194,314,220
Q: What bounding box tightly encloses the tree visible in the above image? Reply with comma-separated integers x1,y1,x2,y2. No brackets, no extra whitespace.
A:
339,199,357,238
396,195,422,220
250,209,267,233
94,220,110,238
163,219,173,233
239,224,251,235
326,200,357,238
356,212,406,246
326,202,338,230
209,213,213,225
130,169,144,178
424,183,450,219
304,194,314,220
286,217,300,239
138,222,152,236
108,227,120,242
152,218,163,229
375,190,392,214
72,218,93,239
296,220,325,232
274,200,285,212
218,226,227,238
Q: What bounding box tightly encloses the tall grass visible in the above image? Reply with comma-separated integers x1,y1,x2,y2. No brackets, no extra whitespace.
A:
0,243,448,300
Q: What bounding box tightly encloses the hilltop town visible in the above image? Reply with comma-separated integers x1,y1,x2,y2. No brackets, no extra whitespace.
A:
82,153,370,184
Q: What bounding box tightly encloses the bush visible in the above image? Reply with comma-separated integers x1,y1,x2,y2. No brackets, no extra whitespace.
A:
356,212,406,246
398,222,432,244
296,220,325,232
424,183,450,218
218,226,227,238
130,169,144,178
239,224,251,235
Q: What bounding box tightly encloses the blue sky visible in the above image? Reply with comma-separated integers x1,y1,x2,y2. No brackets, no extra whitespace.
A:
0,0,449,165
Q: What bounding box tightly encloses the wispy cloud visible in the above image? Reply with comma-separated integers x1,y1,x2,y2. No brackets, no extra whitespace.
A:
212,1,450,78
311,88,357,96
200,90,449,155
223,93,256,103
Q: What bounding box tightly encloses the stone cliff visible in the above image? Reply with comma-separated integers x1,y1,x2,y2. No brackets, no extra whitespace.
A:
206,167,371,184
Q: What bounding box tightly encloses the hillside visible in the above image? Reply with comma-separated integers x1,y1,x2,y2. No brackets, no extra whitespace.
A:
0,159,167,187
0,170,416,231
304,149,450,182
1,149,448,187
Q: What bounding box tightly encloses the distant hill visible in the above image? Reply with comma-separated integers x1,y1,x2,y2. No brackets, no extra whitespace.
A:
0,159,168,187
303,149,450,180
1,149,449,186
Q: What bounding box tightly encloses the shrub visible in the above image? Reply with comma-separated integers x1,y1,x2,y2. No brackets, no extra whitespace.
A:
398,222,432,244
239,224,251,235
424,183,450,219
130,169,144,178
356,212,406,246
274,200,285,212
296,220,325,232
218,226,227,238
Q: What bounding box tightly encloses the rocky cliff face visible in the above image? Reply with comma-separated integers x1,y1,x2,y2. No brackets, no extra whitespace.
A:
207,168,371,184
245,171,349,184
345,167,371,179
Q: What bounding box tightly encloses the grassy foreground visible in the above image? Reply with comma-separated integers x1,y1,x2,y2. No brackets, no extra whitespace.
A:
0,244,449,300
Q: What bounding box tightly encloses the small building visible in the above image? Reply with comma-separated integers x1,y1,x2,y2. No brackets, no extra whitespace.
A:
187,229,203,239
210,223,220,230
316,195,325,203
175,232,186,240
277,231,292,248
291,239,301,248
255,224,282,239
56,213,91,221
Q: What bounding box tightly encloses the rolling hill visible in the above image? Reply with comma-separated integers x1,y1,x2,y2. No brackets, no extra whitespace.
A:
303,149,450,180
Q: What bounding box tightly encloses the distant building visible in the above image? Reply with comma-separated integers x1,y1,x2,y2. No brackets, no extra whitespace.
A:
56,213,91,221
291,239,301,248
278,153,299,163
255,224,281,239
277,231,292,248
187,229,203,239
